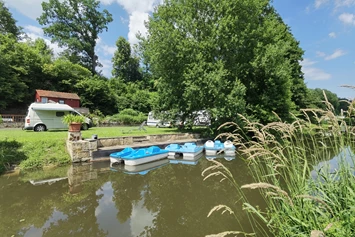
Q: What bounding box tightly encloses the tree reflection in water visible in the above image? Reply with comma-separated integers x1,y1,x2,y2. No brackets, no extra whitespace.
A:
0,156,266,237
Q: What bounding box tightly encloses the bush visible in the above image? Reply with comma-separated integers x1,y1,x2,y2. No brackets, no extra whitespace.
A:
107,109,146,125
0,115,2,124
0,139,27,174
119,108,139,117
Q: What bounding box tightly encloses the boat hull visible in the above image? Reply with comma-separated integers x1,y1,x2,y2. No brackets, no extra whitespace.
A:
110,157,123,164
124,153,168,166
182,148,204,160
205,149,218,156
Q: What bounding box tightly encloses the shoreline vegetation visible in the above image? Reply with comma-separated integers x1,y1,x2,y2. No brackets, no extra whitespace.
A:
0,126,194,174
204,99,355,236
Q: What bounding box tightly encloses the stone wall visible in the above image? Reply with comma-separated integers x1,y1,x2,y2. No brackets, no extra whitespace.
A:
66,133,202,163
96,133,200,148
66,138,97,163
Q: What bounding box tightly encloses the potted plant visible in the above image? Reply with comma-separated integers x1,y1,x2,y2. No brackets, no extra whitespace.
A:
62,113,85,132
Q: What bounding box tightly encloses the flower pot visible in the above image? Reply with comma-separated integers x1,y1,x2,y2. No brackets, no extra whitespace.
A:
69,122,82,132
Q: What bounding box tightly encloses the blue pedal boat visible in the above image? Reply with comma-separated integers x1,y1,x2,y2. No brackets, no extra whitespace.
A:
119,146,169,166
165,142,204,160
110,147,135,164
169,152,203,165
204,140,236,156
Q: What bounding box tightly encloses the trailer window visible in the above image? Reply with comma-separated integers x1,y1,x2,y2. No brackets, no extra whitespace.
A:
56,112,65,117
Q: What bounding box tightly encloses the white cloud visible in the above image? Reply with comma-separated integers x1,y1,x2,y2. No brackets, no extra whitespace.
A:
128,11,149,45
325,49,347,60
339,13,355,25
100,59,112,77
314,0,355,10
315,0,329,8
24,25,44,36
113,0,161,45
316,49,346,60
100,0,115,5
316,51,326,57
301,58,318,66
115,0,160,14
335,0,355,7
99,44,116,56
301,58,332,80
3,0,47,20
23,25,64,55
329,32,336,38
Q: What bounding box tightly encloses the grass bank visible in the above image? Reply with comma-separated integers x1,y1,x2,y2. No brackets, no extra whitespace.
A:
0,126,186,172
204,107,355,236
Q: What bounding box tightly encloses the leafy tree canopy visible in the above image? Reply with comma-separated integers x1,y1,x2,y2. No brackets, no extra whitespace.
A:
112,36,142,83
37,0,113,75
141,0,307,124
0,0,21,38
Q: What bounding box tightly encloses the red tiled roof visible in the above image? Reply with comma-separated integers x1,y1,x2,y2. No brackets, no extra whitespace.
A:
36,90,80,100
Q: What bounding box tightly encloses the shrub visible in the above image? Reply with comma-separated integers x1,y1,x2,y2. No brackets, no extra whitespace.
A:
0,139,27,174
107,109,146,125
0,115,2,124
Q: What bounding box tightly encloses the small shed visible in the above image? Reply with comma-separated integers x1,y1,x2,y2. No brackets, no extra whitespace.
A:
35,90,80,108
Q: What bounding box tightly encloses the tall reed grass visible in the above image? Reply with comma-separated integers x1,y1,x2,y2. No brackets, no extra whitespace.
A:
204,92,355,237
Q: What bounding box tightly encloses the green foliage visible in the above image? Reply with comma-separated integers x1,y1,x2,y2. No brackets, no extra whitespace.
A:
0,139,27,174
0,0,21,38
0,34,44,110
108,109,146,125
109,78,155,113
37,0,113,74
141,0,306,125
62,113,85,125
0,115,2,124
112,37,142,82
75,75,118,115
306,88,339,112
42,57,92,92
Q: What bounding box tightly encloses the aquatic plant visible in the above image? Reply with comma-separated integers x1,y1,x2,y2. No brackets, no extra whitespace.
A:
203,92,355,236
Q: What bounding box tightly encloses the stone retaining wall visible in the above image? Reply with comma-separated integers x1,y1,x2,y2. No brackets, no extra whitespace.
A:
66,133,201,163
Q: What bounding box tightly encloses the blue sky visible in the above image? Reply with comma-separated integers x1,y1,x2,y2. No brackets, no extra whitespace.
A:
3,0,355,99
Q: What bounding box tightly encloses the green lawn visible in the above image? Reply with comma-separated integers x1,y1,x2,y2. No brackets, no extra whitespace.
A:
0,126,184,172
0,126,179,142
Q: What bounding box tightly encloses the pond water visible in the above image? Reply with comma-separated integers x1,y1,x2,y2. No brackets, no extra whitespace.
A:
0,155,268,237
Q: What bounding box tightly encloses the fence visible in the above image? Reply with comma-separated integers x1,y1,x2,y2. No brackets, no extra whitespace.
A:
1,114,26,123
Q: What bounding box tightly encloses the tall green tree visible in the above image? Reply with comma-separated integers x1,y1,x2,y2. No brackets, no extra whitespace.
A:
306,88,339,112
75,75,118,115
42,58,92,92
112,37,142,82
0,0,21,38
0,35,48,110
37,0,113,75
141,0,306,124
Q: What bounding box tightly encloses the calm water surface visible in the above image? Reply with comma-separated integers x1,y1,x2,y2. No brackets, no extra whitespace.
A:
0,155,268,237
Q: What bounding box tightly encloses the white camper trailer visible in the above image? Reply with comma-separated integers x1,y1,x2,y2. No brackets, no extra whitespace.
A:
24,103,92,132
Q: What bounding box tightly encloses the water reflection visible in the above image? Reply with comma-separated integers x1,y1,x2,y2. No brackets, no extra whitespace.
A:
0,155,266,237
206,153,236,161
110,159,170,175
311,146,355,180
